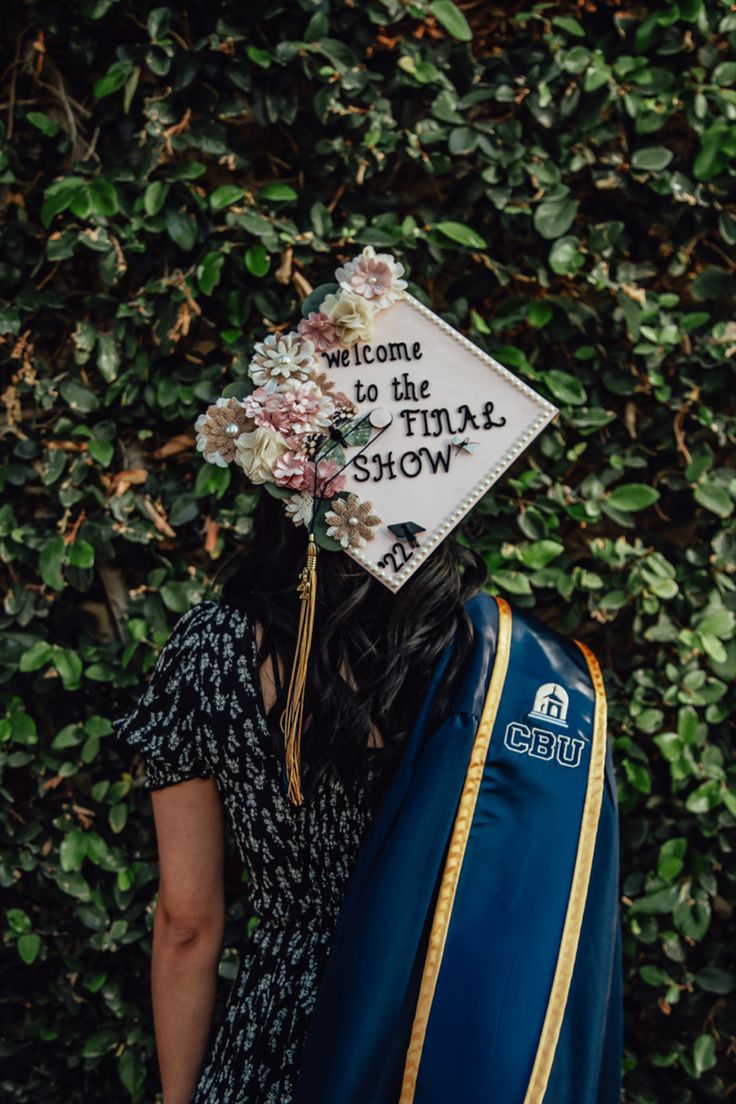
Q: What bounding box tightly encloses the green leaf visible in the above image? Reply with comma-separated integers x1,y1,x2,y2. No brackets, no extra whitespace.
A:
52,649,83,690
198,251,226,295
39,535,65,590
519,540,564,570
109,803,128,834
68,539,95,568
143,180,169,216
165,209,198,251
693,1034,716,1075
94,61,132,99
433,221,486,249
210,186,244,212
246,46,272,69
533,198,578,240
19,640,54,673
631,147,674,171
491,569,533,595
27,111,60,137
60,829,87,872
694,966,734,994
544,369,586,406
694,480,732,518
17,933,41,965
685,780,721,814
429,0,473,42
257,183,298,203
245,244,270,277
60,379,100,413
607,484,660,512
89,178,118,216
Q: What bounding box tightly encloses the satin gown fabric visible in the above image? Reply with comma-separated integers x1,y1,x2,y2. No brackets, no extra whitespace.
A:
292,593,622,1104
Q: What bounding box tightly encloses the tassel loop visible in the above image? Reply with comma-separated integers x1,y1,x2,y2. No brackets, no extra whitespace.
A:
280,534,319,806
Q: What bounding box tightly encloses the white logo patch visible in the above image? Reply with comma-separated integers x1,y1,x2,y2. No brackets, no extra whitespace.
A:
528,682,569,728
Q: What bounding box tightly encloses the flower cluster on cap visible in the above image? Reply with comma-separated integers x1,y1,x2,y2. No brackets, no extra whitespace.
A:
194,247,407,550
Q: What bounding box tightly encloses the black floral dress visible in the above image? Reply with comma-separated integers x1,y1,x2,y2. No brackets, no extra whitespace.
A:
112,600,385,1103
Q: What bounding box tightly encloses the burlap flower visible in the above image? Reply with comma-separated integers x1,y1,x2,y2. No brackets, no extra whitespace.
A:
284,492,315,528
248,331,317,391
194,397,254,467
321,291,374,348
324,493,381,549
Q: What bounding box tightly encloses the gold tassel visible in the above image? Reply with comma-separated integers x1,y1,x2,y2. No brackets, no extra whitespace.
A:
279,534,318,806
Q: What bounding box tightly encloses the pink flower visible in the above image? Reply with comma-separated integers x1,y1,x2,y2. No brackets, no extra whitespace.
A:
348,257,394,300
271,452,346,498
314,459,347,498
244,382,335,436
272,450,312,490
298,311,338,353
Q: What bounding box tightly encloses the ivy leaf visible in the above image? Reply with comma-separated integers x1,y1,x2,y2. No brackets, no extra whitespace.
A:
433,221,486,249
429,1,473,42
694,480,732,518
39,535,65,591
143,180,169,216
533,198,578,240
245,244,270,277
94,61,132,99
693,1034,716,1076
607,484,660,512
258,183,298,203
17,933,41,965
631,147,674,172
210,186,244,212
165,209,198,251
544,369,586,406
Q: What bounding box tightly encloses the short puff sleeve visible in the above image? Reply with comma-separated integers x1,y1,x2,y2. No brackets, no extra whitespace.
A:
112,602,215,790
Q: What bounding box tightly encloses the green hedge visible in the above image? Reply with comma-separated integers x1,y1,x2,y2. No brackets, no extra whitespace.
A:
1,1,735,1100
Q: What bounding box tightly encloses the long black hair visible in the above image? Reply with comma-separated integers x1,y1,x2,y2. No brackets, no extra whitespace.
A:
218,492,487,805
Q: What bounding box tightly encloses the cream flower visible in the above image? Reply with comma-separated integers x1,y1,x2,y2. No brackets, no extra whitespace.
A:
334,245,407,310
248,331,318,391
234,426,288,484
321,291,374,348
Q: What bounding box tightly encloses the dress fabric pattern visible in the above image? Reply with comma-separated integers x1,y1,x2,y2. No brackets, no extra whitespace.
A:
112,600,383,1104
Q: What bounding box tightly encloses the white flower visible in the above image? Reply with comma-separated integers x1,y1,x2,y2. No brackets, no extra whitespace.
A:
334,245,407,311
248,331,318,391
234,426,288,484
284,492,315,528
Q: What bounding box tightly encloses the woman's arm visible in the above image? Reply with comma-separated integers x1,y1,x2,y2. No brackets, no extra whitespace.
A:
150,777,225,1104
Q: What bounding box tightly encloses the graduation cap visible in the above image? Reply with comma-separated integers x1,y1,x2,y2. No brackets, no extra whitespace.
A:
193,246,558,803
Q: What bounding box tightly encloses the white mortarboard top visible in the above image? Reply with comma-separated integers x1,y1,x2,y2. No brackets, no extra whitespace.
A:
195,245,557,591
193,247,558,801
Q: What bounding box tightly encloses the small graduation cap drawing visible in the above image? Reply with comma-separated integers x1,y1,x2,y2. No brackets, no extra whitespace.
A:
194,246,558,803
388,521,426,549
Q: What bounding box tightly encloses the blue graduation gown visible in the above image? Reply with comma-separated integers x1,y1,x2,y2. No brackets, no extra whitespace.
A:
293,592,623,1104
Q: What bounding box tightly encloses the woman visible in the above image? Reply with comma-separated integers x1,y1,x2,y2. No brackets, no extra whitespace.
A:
114,246,622,1102
112,491,488,1103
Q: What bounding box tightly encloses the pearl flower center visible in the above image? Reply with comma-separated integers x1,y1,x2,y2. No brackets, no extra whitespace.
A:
225,422,240,436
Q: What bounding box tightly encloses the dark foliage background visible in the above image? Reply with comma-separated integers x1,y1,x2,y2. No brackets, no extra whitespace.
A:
1,1,735,1100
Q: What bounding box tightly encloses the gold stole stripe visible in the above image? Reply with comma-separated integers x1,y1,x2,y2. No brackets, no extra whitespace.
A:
522,638,608,1104
399,596,513,1103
